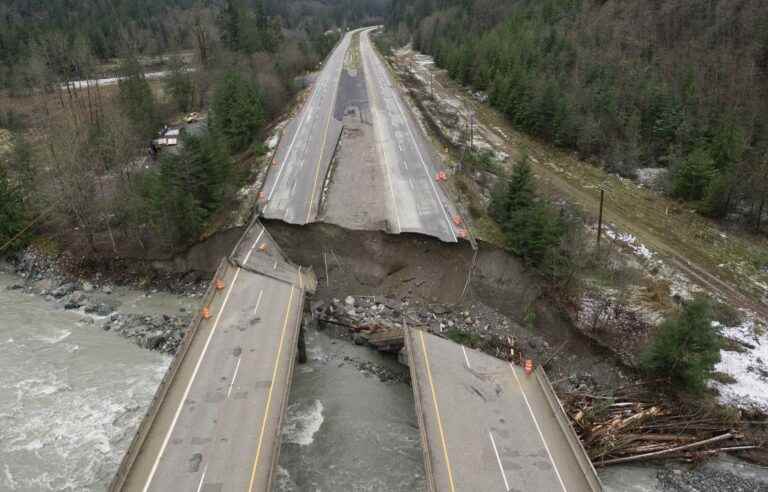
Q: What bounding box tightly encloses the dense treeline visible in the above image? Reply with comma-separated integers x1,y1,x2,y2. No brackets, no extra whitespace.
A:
388,0,768,232
0,0,385,253
0,0,387,91
0,0,197,90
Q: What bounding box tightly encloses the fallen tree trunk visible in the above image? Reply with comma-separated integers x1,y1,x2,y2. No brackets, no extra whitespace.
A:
596,432,734,466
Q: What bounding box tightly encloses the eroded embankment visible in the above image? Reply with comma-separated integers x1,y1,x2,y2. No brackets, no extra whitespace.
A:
263,219,626,386
93,216,624,386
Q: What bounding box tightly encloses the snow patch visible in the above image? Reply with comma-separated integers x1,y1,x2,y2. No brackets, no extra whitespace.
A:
604,227,655,261
266,133,279,150
711,316,768,413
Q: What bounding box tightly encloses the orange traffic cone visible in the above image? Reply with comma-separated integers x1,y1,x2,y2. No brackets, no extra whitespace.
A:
202,307,211,319
524,359,533,375
215,279,225,290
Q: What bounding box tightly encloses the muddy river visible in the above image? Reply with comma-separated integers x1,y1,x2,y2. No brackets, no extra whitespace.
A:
2,268,765,491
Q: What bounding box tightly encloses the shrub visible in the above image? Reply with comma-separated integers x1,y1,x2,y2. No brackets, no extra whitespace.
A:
640,297,721,392
0,165,25,250
211,72,265,153
671,147,715,201
490,156,566,270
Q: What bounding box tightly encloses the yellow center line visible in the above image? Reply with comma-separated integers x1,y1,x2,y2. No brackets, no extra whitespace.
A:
248,284,296,491
418,330,456,492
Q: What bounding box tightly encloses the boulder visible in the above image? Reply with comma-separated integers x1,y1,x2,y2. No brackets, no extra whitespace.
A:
68,291,87,306
344,296,356,307
85,302,116,316
81,281,94,292
52,282,77,298
145,332,166,350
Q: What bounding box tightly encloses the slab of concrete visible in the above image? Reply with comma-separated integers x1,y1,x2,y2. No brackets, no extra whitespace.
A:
405,328,602,492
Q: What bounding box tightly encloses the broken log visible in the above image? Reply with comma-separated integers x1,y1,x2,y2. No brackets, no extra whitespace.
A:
596,432,734,466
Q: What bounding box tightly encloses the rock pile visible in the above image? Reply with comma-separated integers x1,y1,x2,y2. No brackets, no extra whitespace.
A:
101,313,192,353
311,295,541,363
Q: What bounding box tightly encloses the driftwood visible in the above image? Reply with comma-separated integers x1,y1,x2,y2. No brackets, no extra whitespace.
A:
596,433,733,466
561,381,759,466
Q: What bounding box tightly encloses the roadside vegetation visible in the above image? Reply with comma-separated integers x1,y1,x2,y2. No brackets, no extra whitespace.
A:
640,298,721,392
389,0,768,235
0,0,387,257
490,155,571,279
379,1,768,431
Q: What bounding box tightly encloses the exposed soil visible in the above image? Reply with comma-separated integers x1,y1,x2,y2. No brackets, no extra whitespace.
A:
265,219,631,391
388,46,768,324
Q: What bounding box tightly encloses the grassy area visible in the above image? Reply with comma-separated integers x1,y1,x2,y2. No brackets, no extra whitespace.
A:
473,100,768,308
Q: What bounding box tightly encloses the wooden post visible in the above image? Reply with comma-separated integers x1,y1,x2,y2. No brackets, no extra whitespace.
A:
469,114,474,151
597,188,605,246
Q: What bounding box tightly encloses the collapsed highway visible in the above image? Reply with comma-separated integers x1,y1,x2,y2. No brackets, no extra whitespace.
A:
112,27,603,492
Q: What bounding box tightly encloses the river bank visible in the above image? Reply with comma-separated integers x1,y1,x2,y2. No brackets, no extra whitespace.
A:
0,270,177,490
2,255,768,490
2,247,203,353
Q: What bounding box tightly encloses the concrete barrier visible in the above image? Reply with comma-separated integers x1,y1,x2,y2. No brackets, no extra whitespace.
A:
535,367,603,492
403,328,437,492
109,258,229,492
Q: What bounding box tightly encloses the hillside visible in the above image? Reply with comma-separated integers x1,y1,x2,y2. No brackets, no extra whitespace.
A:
388,0,768,232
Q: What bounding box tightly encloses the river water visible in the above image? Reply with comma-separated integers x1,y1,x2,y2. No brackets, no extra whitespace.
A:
3,268,766,491
275,326,426,491
0,272,171,491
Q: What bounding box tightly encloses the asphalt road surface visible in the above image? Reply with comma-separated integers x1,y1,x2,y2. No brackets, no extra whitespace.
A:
119,223,306,492
405,329,601,492
359,29,459,243
261,31,354,224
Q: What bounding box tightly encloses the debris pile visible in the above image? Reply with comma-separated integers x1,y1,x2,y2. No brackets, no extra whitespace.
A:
310,295,525,363
100,313,192,353
564,381,762,466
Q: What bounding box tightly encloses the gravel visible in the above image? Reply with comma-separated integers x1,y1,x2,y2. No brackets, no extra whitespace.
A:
659,466,768,492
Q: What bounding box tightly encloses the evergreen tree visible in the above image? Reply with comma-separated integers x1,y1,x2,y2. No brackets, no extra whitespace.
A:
490,155,566,268
672,147,715,201
491,155,535,223
142,132,234,244
211,72,265,152
118,58,160,140
0,165,25,250
640,297,721,392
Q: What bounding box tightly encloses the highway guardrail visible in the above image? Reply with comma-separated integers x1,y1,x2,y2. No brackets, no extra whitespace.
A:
535,367,603,492
109,257,229,491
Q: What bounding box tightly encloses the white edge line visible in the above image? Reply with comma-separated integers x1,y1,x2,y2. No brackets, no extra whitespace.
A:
242,228,266,265
509,363,568,492
226,356,242,399
461,346,471,369
488,430,510,492
267,37,346,201
253,289,264,314
142,268,242,492
369,40,458,242
195,464,208,492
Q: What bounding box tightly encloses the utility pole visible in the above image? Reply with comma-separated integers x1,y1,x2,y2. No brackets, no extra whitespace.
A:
429,72,434,97
468,113,474,151
597,188,605,247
